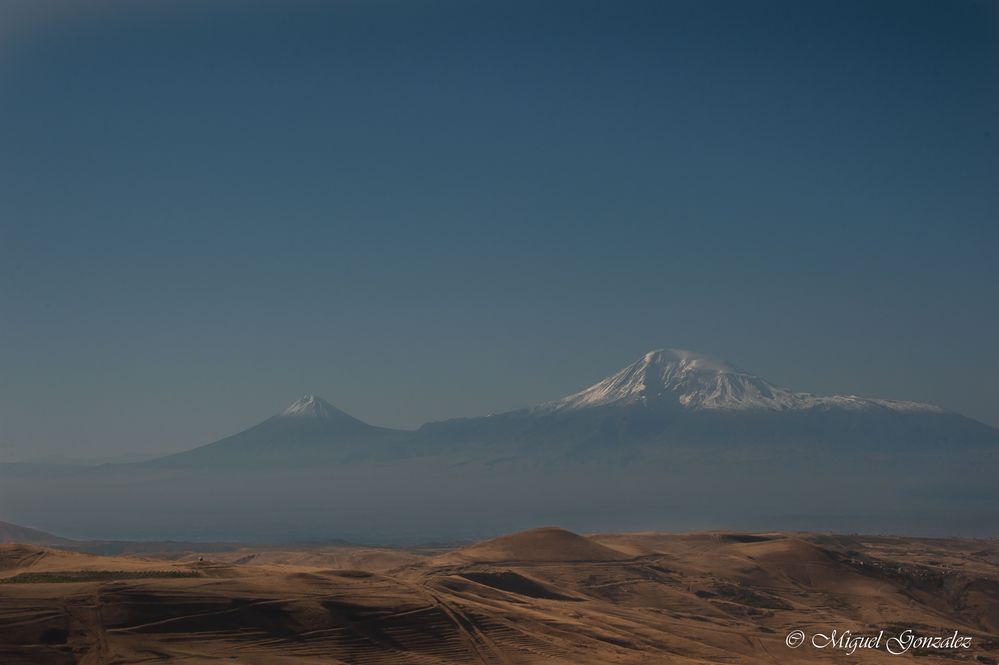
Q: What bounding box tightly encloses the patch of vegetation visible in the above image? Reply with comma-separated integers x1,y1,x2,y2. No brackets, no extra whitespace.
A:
0,570,200,584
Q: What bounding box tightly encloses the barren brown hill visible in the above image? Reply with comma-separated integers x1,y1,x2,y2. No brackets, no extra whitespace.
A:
444,526,628,563
1,530,998,664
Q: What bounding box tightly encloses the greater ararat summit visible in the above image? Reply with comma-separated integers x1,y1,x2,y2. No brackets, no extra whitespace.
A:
539,348,946,414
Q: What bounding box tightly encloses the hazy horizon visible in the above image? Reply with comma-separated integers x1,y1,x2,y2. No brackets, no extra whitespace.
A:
1,0,997,462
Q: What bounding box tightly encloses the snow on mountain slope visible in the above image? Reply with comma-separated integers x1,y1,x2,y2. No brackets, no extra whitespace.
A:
281,394,358,420
538,349,946,414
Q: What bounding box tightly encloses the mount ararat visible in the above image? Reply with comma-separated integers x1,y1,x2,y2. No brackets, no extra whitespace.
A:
148,348,999,467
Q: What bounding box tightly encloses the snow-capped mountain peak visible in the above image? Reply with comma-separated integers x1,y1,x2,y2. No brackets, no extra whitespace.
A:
280,394,351,419
543,348,947,414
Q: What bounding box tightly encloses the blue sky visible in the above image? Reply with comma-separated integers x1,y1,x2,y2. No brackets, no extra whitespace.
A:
0,0,996,459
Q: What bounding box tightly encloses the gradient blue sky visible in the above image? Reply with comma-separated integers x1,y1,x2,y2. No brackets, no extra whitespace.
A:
1,0,996,460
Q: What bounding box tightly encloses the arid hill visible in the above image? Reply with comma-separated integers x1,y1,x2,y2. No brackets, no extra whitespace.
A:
443,526,628,563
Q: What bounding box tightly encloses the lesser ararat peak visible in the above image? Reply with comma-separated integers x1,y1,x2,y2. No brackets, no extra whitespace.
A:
281,394,347,419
